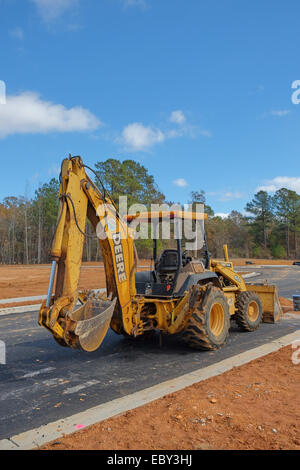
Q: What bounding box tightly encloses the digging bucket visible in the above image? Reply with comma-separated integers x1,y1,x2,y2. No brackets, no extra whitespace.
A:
67,297,117,352
246,283,283,323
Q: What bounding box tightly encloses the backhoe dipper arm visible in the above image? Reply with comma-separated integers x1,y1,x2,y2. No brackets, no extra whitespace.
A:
39,156,137,351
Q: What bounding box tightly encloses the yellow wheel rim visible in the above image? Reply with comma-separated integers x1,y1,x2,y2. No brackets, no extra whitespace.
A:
209,303,225,337
248,301,259,322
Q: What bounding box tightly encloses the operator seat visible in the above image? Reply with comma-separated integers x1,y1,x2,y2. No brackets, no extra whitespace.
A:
156,250,180,275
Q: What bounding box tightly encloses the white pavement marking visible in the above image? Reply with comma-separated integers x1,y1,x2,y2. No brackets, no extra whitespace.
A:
42,378,62,387
63,380,100,395
21,368,56,379
241,272,260,279
1,329,299,450
0,377,62,401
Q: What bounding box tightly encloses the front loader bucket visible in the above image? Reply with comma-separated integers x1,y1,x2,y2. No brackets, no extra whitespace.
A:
246,284,283,323
68,297,117,352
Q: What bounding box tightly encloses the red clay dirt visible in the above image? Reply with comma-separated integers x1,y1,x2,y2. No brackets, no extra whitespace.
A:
0,262,150,302
0,264,106,300
42,345,300,451
232,258,294,266
279,297,300,315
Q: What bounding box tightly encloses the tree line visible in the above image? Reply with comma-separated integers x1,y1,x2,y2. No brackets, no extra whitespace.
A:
0,159,299,264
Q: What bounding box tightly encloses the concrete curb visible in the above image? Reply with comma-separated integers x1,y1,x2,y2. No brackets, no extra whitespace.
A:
0,290,107,317
0,305,42,316
242,265,292,269
1,330,299,451
0,295,47,306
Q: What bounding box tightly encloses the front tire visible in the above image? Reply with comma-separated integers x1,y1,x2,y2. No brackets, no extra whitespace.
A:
235,291,263,332
180,284,230,350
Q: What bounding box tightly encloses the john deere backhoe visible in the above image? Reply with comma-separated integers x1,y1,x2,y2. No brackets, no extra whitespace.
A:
39,156,282,352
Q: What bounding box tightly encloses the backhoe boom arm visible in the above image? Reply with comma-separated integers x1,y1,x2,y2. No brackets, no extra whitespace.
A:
39,156,137,350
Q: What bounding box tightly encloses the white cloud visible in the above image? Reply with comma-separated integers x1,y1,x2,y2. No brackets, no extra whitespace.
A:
31,0,78,21
167,125,212,140
121,122,165,151
221,191,243,201
10,27,24,40
215,213,229,219
120,111,211,151
270,110,290,117
209,191,243,201
168,110,211,137
260,109,290,119
169,110,186,125
257,177,300,193
173,178,188,188
0,92,101,138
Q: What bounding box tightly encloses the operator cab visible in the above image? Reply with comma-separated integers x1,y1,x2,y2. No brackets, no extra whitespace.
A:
155,249,193,282
125,211,211,298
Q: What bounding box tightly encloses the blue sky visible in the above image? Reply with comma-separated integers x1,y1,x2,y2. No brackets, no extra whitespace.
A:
0,0,300,216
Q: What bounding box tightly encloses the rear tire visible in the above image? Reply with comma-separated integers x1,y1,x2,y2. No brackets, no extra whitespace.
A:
180,285,230,350
235,291,263,332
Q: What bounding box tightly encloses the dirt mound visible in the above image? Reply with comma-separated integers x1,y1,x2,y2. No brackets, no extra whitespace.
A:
279,297,299,314
280,297,294,307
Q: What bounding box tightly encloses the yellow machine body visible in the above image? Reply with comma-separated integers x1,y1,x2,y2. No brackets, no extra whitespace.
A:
209,249,282,323
39,156,282,353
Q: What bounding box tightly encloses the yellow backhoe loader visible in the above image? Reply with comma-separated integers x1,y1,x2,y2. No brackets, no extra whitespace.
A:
39,156,283,352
